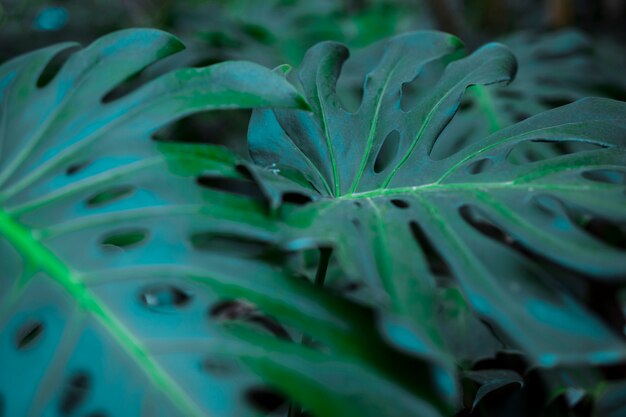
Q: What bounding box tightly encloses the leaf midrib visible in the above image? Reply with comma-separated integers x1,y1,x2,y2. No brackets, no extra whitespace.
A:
339,181,612,200
0,208,208,417
349,62,402,194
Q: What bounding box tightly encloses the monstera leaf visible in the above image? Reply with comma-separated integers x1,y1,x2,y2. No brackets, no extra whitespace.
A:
248,31,626,373
437,30,626,158
0,29,455,417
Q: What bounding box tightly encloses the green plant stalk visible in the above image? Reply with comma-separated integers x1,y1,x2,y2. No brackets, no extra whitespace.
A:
288,247,333,417
0,208,206,417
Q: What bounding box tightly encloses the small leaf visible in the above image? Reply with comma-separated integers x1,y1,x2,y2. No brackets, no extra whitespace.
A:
463,369,524,411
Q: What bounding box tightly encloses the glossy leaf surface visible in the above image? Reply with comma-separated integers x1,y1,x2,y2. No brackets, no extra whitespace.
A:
248,31,626,371
0,29,448,417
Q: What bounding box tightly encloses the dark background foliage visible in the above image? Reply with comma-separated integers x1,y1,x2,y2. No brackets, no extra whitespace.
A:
1,0,625,155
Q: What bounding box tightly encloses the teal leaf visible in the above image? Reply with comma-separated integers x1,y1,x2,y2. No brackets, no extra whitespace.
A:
463,369,524,411
247,31,626,371
0,29,448,417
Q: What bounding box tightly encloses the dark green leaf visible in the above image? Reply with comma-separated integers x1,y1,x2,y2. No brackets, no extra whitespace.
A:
0,29,448,417
463,369,524,411
247,31,626,371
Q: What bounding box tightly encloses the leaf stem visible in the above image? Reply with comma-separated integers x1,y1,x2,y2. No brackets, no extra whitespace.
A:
287,246,332,417
314,247,332,287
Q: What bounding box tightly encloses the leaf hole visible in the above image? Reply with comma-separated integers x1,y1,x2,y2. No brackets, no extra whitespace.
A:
196,175,265,202
409,221,453,279
506,140,606,165
390,199,409,209
202,357,238,377
582,169,626,185
139,285,192,312
374,130,400,173
86,185,135,208
281,192,313,206
466,158,494,175
36,45,80,88
245,387,286,413
459,205,514,246
100,228,148,250
209,300,290,339
190,232,274,258
210,300,256,321
66,161,90,176
15,321,44,350
59,371,90,415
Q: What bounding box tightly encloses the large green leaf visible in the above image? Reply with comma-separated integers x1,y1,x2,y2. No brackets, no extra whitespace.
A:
437,29,626,159
248,31,626,371
0,29,451,417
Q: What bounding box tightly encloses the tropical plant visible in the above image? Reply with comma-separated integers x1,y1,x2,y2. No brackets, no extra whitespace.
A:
1,28,625,417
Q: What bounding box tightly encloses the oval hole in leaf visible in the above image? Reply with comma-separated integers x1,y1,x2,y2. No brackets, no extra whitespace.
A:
196,175,265,202
245,387,286,413
582,169,626,185
209,300,255,321
247,315,291,340
409,221,452,279
202,357,238,377
506,140,606,165
374,130,400,173
153,110,251,151
66,161,90,176
86,185,135,208
466,158,494,175
209,300,289,339
100,228,148,250
15,321,44,349
390,199,409,209
139,285,192,312
281,192,313,206
59,371,90,415
190,232,273,258
459,205,514,246
36,45,80,88
531,194,562,215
